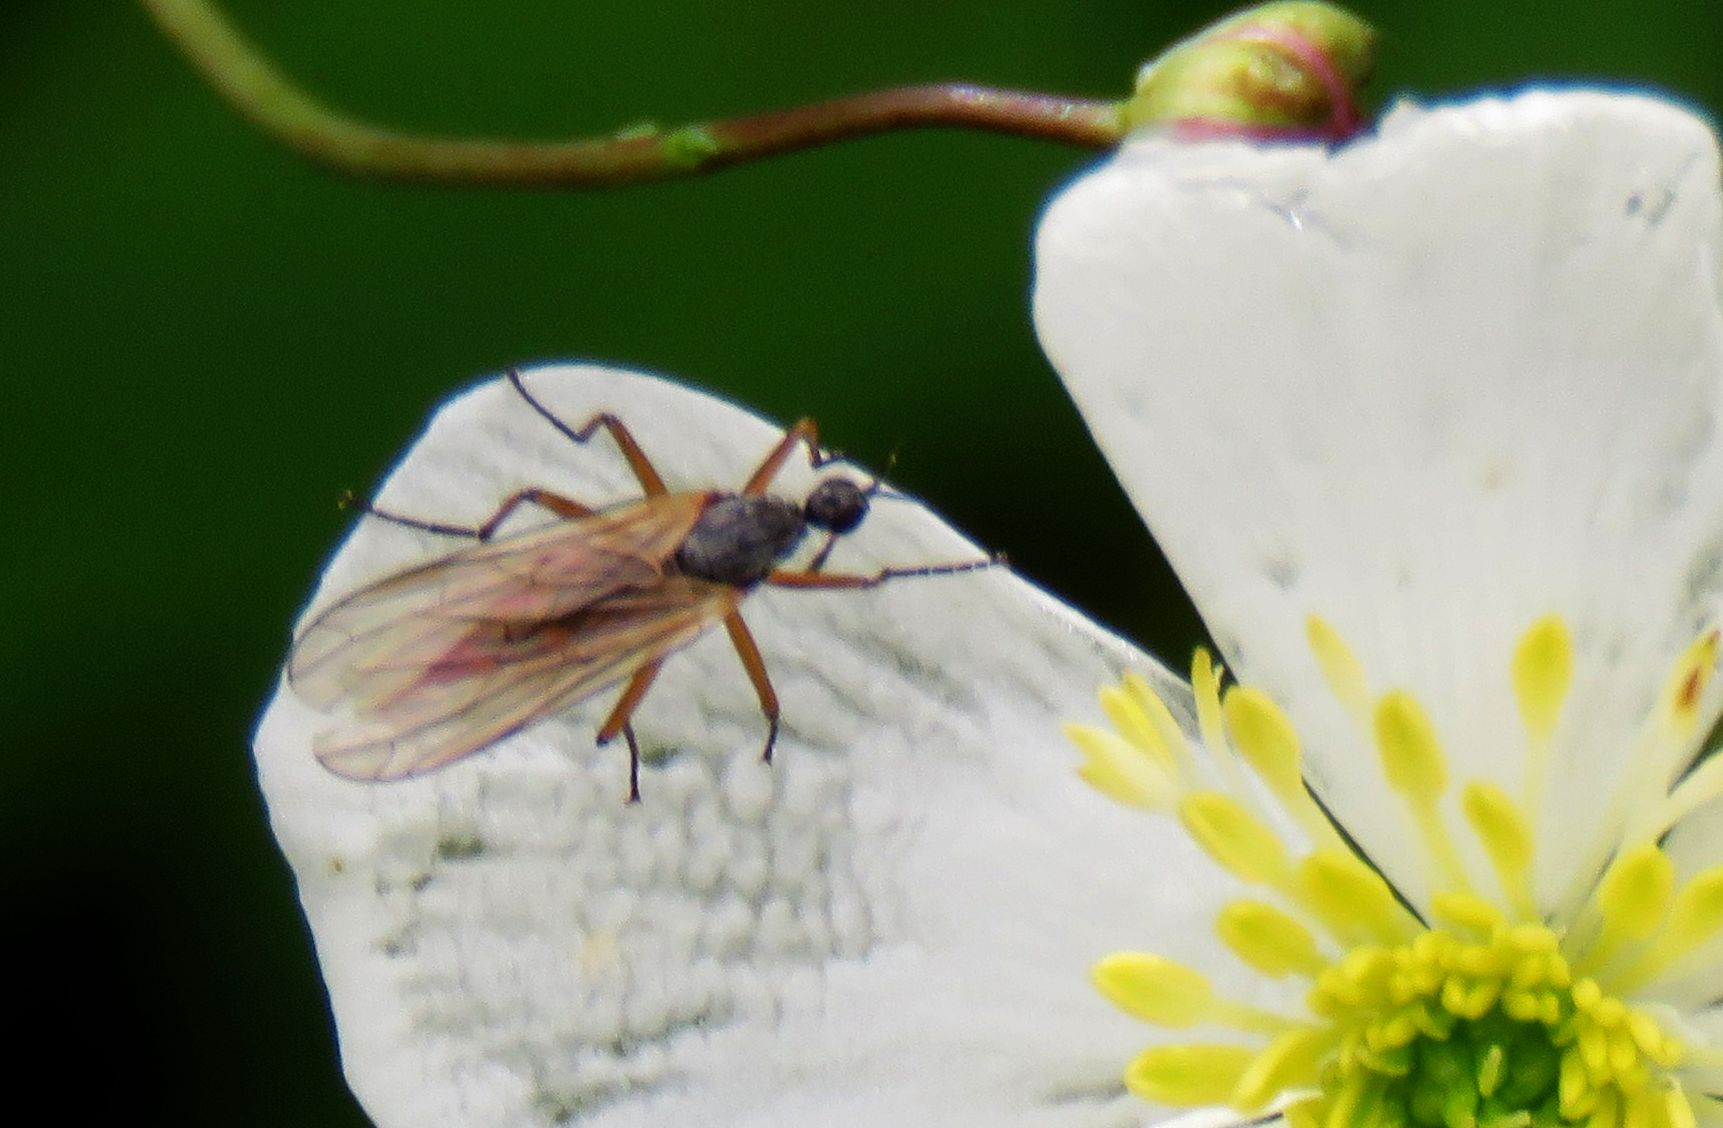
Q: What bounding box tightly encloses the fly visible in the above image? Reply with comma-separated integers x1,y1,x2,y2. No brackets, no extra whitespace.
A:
288,369,997,801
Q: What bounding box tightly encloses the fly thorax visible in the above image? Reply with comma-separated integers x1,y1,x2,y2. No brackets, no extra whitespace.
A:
674,495,807,586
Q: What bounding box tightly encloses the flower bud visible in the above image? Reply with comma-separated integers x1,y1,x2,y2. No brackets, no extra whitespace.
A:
1126,2,1376,140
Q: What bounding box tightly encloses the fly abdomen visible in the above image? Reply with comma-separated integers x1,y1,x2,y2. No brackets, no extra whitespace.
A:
674,494,807,586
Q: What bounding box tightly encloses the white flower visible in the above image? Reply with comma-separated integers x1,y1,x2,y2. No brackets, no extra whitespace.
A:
254,88,1723,1128
1035,89,1723,1126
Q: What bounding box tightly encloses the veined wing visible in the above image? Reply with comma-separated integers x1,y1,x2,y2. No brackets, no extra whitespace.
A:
289,493,710,710
311,575,741,780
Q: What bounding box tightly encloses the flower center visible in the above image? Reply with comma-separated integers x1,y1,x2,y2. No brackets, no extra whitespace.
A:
1306,895,1679,1128
1071,616,1723,1128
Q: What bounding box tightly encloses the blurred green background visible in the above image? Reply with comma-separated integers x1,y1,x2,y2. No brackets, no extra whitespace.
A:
3,1,1719,1122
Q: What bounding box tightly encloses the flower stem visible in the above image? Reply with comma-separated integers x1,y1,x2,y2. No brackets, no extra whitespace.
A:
138,0,1127,188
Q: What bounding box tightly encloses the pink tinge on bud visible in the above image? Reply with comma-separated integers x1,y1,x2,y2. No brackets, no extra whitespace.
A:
1127,3,1377,145
1215,21,1363,140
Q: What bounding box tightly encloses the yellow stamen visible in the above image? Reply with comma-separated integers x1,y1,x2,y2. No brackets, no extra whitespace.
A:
1284,1096,1323,1128
1429,889,1505,936
1294,848,1416,946
1306,614,1370,725
1179,791,1292,886
1079,614,1712,1128
1323,1070,1374,1128
1462,782,1538,921
1098,683,1178,774
1225,685,1340,847
1093,952,1213,1026
1374,689,1447,798
1513,615,1573,743
1123,1044,1257,1105
1609,863,1723,994
1559,628,1721,915
1660,631,1719,740
1065,722,1178,810
1512,614,1572,837
1233,1027,1335,1111
1627,631,1723,841
1374,690,1472,894
1224,685,1302,800
1575,843,1673,977
1121,670,1195,774
1217,900,1327,978
1663,1083,1699,1128
1193,648,1247,792
1093,952,1299,1035
1619,631,1723,847
1192,649,1226,749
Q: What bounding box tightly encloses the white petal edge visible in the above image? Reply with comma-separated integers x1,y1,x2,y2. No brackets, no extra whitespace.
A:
1034,90,1723,908
256,363,1250,1128
1156,1111,1284,1128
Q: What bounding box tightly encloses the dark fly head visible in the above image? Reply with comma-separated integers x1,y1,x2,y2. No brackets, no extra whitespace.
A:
802,476,870,535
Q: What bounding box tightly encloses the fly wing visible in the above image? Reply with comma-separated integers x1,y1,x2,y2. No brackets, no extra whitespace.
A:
309,576,741,780
289,495,708,709
286,494,736,780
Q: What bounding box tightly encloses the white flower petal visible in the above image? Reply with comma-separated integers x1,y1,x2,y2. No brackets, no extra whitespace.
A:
1666,794,1723,878
1154,1110,1282,1128
256,364,1223,1128
1034,91,1723,904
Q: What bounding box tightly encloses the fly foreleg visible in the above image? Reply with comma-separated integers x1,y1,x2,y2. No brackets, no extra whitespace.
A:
766,554,1003,590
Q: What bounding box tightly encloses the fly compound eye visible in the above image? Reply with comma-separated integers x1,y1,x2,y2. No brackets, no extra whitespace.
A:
804,477,868,534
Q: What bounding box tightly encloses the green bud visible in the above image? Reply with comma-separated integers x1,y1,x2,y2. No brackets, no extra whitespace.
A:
1124,2,1377,139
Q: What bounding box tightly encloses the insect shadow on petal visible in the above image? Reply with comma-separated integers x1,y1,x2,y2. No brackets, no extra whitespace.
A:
288,369,1001,801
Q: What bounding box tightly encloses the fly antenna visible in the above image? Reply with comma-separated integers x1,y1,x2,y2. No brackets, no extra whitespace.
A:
861,447,901,500
809,444,851,470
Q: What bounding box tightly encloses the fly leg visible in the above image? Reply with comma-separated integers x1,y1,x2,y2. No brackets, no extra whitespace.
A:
597,658,667,803
752,559,998,757
766,554,1004,590
343,487,594,541
512,369,852,500
508,368,671,497
349,361,671,537
738,417,871,496
739,418,826,496
343,366,681,539
806,531,841,574
723,612,781,763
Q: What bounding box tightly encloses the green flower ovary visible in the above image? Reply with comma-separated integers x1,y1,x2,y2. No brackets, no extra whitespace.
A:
1312,913,1681,1127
